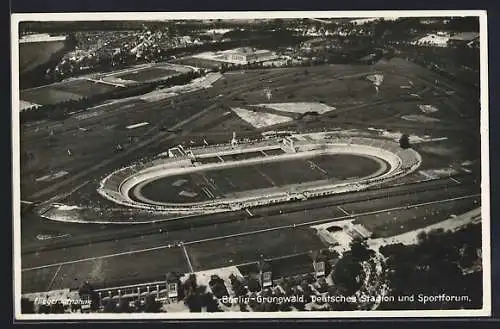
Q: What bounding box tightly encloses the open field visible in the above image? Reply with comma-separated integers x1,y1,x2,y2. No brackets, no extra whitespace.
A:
237,252,316,279
187,227,324,272
22,247,189,292
53,79,120,96
19,87,82,106
19,90,213,198
353,195,480,238
20,79,121,105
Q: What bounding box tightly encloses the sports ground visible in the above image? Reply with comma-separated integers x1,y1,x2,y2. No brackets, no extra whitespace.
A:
115,67,179,82
19,64,191,107
20,79,122,105
137,153,384,204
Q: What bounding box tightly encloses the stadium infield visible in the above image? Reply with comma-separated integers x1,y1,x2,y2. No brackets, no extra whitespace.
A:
137,153,386,204
116,67,180,82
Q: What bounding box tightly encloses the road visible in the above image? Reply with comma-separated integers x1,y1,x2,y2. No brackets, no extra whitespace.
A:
21,174,480,293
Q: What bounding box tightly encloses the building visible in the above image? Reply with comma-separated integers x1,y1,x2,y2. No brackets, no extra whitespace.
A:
412,33,450,47
223,47,277,65
301,38,327,51
192,47,279,66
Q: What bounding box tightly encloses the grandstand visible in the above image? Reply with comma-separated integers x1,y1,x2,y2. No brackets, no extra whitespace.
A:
168,145,188,158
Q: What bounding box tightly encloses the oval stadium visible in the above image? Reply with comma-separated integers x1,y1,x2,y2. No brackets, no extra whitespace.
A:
98,133,421,216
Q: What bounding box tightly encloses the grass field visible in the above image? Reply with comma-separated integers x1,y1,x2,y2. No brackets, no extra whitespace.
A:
237,252,317,278
137,153,383,203
22,219,327,293
22,226,324,293
22,246,189,292
186,227,325,272
20,87,82,106
116,67,179,82
353,196,480,238
54,79,120,97
20,90,212,198
20,79,121,105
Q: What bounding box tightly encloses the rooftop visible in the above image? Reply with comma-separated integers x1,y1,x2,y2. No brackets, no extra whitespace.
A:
231,47,271,55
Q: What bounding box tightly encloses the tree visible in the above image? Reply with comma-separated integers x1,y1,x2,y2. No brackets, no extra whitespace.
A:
210,281,229,299
399,133,411,149
204,293,222,312
229,273,247,296
380,225,482,310
349,237,374,263
183,273,197,297
247,277,261,293
263,301,279,312
143,295,162,313
185,284,208,313
278,302,292,312
78,281,100,311
332,256,364,295
38,303,51,314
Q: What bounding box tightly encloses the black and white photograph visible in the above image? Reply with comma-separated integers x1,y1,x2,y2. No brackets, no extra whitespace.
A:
11,11,490,319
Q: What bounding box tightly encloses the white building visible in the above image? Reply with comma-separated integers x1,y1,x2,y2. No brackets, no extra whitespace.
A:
222,47,278,65
192,47,279,65
412,33,450,47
